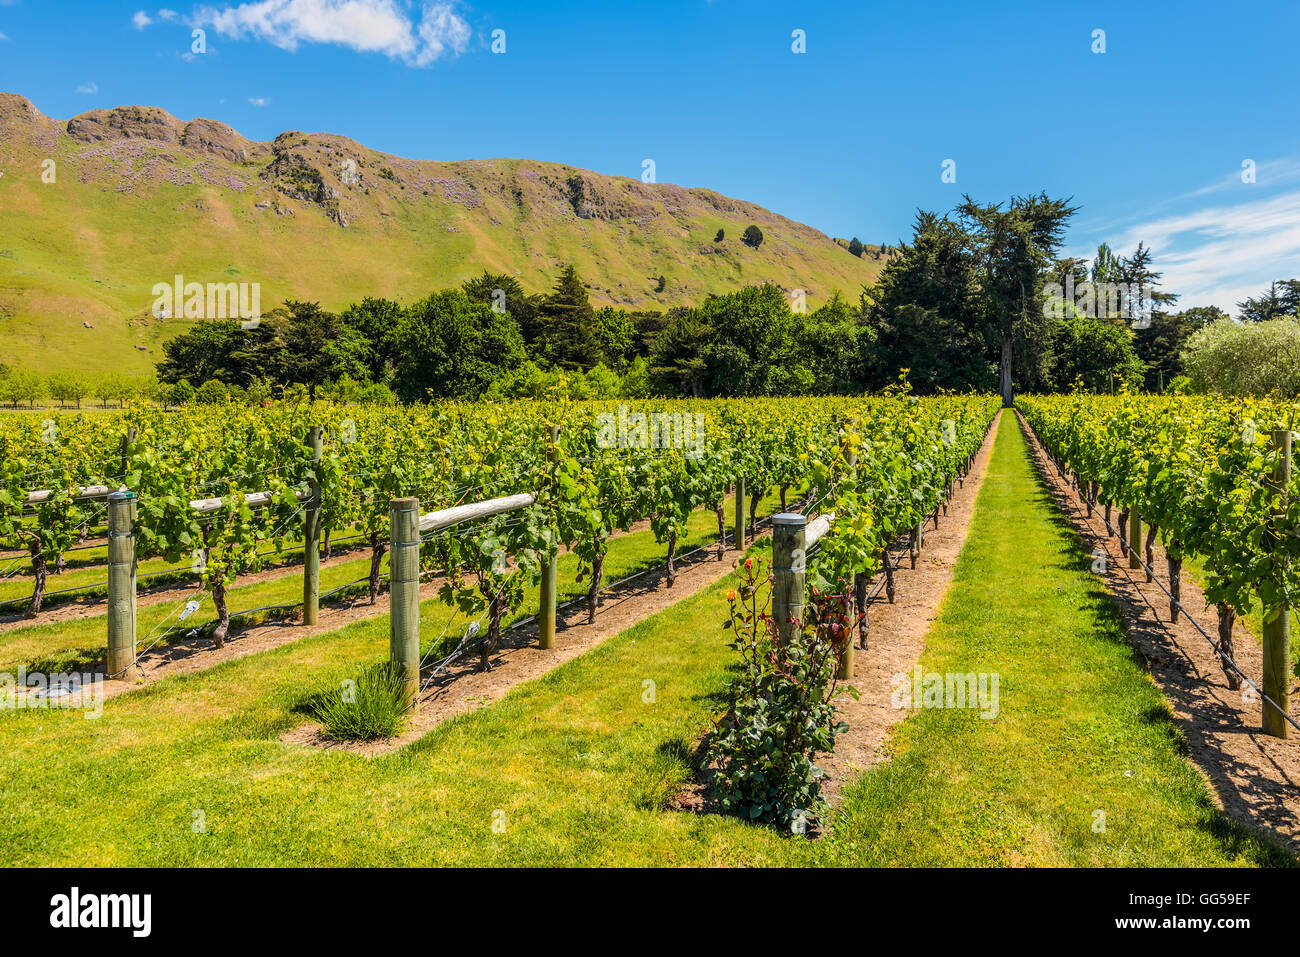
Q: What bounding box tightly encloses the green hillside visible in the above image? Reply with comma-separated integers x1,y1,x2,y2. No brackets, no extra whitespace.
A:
0,93,884,376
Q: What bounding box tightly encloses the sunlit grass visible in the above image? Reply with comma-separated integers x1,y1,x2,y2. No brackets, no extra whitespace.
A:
821,415,1292,867
0,432,1277,867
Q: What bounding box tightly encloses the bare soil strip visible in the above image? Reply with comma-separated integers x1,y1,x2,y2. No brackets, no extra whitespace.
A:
816,411,1002,803
1019,410,1300,852
281,537,758,755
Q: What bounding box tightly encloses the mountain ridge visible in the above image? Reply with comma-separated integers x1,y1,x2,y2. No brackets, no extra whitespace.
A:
0,92,884,375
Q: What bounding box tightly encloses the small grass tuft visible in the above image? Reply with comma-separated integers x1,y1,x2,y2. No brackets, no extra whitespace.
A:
304,663,407,741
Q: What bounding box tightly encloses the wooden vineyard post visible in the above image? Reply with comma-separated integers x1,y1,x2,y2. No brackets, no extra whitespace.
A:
734,478,746,552
120,426,136,475
772,513,807,646
389,497,421,709
837,603,854,681
303,425,323,625
1263,429,1292,738
842,418,869,653
106,491,137,679
1128,507,1142,570
539,425,560,650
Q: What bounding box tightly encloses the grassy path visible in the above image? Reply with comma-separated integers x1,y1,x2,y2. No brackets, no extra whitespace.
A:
0,419,1287,865
823,414,1290,866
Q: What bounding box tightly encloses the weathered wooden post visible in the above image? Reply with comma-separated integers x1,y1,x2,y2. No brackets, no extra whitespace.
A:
1263,429,1291,738
120,426,136,475
1128,507,1142,570
734,478,746,551
106,491,137,679
303,425,323,625
836,598,854,681
389,497,421,708
842,418,868,651
539,425,560,650
772,513,806,646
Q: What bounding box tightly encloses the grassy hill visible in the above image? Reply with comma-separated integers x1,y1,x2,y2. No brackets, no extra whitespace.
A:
0,93,886,376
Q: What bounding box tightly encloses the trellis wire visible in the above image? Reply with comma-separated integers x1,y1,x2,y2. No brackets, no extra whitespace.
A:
1037,428,1300,735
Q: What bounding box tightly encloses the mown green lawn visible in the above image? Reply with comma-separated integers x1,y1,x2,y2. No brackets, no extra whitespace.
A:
0,490,798,866
0,423,1287,866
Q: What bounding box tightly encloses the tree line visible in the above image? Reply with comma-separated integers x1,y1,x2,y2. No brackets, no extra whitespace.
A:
7,194,1296,406
151,193,1295,404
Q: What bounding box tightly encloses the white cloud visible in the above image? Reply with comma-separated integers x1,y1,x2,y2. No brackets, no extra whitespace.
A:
193,0,470,66
76,82,99,94
1185,157,1300,198
248,96,270,106
159,8,180,20
1113,187,1300,313
133,10,153,29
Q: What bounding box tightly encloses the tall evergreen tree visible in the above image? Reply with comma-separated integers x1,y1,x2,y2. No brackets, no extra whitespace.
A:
957,192,1079,405
462,271,543,344
1237,280,1300,322
861,211,990,392
649,310,711,396
1115,242,1178,325
268,300,368,401
538,264,602,370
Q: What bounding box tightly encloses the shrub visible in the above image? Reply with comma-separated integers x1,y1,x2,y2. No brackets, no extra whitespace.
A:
193,379,231,404
168,379,196,406
707,557,851,834
621,356,652,398
1183,316,1300,396
742,224,764,248
359,381,396,404
306,663,407,741
584,362,621,398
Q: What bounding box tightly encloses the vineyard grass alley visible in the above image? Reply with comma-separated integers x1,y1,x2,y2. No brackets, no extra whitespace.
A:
0,416,1292,865
821,415,1292,866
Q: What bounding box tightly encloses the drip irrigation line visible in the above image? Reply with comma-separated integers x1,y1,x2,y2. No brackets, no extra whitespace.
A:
0,555,29,581
0,577,111,608
1101,495,1299,734
126,586,206,674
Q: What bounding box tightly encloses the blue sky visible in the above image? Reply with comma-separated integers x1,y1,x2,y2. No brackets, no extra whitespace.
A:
2,0,1298,312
